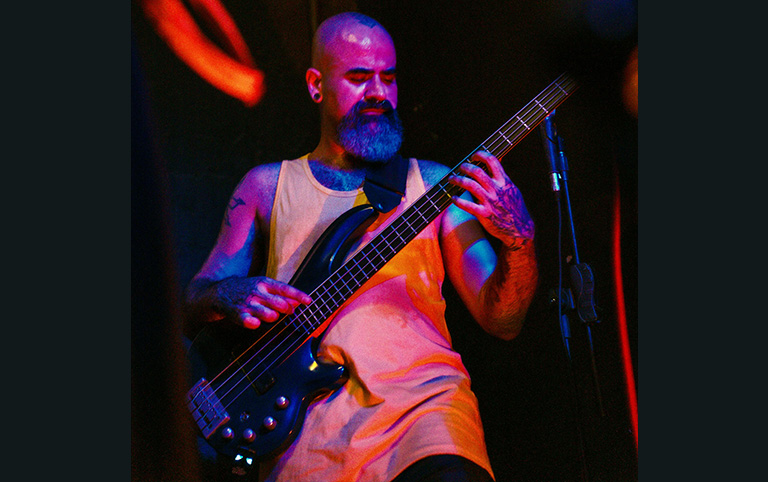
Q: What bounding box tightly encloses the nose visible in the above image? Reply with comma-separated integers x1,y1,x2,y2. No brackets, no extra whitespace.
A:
364,76,386,102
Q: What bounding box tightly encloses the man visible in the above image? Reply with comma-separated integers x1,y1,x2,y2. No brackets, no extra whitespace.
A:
185,12,538,482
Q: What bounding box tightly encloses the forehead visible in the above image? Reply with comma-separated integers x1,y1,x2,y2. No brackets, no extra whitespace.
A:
322,24,396,72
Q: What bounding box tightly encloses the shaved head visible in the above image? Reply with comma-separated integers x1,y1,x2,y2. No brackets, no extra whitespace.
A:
306,12,400,163
311,12,394,70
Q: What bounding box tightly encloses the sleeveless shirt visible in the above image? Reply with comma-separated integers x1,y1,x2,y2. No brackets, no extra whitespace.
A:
260,155,494,481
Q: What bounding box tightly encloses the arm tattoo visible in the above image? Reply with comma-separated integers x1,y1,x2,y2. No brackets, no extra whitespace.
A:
224,197,246,227
490,185,535,249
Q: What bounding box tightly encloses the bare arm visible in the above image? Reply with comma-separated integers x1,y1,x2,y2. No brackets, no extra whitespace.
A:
423,152,539,340
184,162,312,332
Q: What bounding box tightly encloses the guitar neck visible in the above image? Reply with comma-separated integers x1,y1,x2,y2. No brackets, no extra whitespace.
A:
296,72,578,332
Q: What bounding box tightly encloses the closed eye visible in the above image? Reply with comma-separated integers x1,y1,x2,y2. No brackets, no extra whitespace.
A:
381,69,397,83
344,68,397,84
345,69,373,83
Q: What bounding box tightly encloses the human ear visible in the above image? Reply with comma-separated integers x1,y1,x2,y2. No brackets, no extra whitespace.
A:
306,68,322,102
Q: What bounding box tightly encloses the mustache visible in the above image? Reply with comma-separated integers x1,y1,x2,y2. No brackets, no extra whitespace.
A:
349,99,395,115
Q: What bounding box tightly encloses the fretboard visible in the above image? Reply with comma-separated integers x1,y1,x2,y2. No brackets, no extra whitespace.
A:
290,72,578,335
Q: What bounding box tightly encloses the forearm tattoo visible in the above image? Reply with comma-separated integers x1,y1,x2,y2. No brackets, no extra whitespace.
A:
490,185,535,250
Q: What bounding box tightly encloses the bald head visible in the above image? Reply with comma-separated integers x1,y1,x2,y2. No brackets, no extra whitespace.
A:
305,12,400,162
311,13,394,70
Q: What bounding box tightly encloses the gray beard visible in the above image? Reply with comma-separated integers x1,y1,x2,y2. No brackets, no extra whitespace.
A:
336,106,403,163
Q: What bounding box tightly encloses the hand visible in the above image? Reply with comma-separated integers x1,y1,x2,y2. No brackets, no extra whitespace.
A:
215,276,313,329
448,150,535,249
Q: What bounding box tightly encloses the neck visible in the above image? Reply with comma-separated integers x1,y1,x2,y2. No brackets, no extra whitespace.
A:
307,145,366,191
309,136,361,169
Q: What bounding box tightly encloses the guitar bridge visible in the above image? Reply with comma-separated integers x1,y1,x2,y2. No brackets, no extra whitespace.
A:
187,379,230,439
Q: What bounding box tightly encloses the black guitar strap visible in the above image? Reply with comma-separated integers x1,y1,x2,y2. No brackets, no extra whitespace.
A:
363,154,408,213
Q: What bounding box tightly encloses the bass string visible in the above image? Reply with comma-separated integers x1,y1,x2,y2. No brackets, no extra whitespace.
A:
196,73,577,411
195,177,458,413
206,74,571,405
475,73,577,162
211,185,457,409
208,242,391,408
199,214,399,405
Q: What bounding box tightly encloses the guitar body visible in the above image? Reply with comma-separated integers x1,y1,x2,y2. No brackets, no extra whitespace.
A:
186,204,379,465
185,73,578,471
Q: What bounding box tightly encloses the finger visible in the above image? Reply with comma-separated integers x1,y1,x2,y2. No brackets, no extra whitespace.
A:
448,172,492,204
240,303,281,327
471,151,506,183
260,279,313,305
450,192,488,219
239,312,262,330
246,290,297,318
457,162,495,194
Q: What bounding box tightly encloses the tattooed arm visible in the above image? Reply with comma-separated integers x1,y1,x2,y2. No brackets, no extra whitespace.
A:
428,151,539,340
184,163,312,333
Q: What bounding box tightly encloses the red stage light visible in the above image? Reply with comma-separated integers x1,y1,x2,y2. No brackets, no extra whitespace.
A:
140,0,265,107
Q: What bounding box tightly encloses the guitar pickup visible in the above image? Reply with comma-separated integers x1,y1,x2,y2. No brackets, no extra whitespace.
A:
249,371,276,395
187,379,230,439
231,354,276,394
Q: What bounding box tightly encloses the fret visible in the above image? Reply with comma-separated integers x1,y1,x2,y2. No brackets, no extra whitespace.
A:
409,201,429,225
391,220,412,244
205,74,582,428
354,255,374,279
308,297,333,324
392,225,408,245
424,191,443,214
372,234,390,258
379,232,395,255
326,286,346,309
372,246,389,267
312,267,355,320
302,310,321,331
300,316,314,336
497,130,513,146
336,270,356,297
291,314,311,335
297,73,578,337
368,249,388,272
414,207,430,227
428,193,444,213
437,183,453,203
283,312,305,336
401,218,419,237
347,255,365,278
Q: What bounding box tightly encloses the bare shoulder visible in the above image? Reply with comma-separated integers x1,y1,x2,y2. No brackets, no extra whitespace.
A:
234,161,283,227
240,162,282,196
415,159,451,189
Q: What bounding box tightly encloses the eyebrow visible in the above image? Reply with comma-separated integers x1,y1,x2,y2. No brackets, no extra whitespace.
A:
345,67,397,75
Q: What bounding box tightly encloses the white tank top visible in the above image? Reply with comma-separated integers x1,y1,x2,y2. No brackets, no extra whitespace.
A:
261,155,494,481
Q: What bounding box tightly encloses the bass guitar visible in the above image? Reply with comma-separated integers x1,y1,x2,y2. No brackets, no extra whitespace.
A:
186,72,579,468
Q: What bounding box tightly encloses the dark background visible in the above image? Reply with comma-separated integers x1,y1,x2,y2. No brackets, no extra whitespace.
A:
132,1,638,480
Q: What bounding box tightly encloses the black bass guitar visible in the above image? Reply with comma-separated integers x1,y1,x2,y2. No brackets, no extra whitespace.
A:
186,72,579,467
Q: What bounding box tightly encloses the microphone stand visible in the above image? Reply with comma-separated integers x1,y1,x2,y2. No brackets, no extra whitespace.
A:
541,113,604,482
